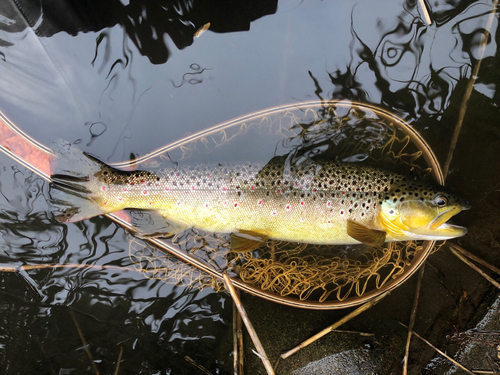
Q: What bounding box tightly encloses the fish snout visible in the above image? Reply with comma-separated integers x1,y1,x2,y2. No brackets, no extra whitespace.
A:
460,198,471,211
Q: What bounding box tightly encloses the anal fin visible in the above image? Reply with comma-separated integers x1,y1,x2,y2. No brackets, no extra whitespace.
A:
129,210,190,238
230,230,269,252
346,219,386,247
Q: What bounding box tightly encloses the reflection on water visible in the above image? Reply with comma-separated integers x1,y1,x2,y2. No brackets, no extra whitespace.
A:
0,153,231,374
327,0,497,118
3,0,277,64
0,0,499,373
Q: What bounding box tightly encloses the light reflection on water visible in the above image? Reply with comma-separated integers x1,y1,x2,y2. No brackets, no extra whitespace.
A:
0,0,499,373
0,152,231,374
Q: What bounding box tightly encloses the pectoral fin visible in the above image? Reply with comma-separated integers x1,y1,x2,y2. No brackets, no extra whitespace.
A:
347,219,386,247
230,230,269,252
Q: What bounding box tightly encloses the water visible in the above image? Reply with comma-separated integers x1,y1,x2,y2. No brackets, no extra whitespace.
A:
0,0,499,374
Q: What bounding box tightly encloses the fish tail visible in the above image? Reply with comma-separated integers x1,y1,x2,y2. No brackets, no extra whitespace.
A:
49,140,119,222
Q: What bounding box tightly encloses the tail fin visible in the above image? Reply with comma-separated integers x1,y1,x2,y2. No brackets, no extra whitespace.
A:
49,140,112,223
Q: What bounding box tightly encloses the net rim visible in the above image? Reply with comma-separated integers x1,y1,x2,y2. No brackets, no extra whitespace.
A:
0,100,441,310
113,100,441,310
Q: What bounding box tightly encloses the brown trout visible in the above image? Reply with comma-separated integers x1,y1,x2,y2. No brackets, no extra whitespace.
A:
49,142,470,249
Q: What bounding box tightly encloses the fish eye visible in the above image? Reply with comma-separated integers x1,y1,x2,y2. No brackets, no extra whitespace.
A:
434,195,447,207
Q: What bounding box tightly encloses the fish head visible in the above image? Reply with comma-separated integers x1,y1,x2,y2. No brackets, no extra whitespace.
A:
379,180,470,241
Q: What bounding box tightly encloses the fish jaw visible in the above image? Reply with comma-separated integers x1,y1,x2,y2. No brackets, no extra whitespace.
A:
401,205,469,241
429,206,463,230
378,204,469,242
405,222,467,241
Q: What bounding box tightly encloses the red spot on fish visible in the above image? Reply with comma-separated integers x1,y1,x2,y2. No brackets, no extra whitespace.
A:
257,199,263,206
326,201,332,207
149,202,152,206
250,185,255,191
233,202,239,208
141,179,145,184
221,186,227,192
165,187,169,191
118,197,123,202
300,217,305,222
143,190,148,195
300,201,305,206
223,200,228,206
103,201,108,205
342,192,346,196
340,210,345,216
296,182,300,187
312,188,317,193
276,190,281,194
285,204,292,211
327,220,331,224
191,186,196,191
177,201,181,206
271,210,278,216
102,186,107,191
204,202,209,208
123,187,127,192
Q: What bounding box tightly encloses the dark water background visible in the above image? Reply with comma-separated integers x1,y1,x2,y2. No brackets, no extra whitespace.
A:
0,0,500,374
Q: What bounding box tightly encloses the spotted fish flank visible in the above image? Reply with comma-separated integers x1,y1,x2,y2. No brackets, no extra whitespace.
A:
49,142,470,247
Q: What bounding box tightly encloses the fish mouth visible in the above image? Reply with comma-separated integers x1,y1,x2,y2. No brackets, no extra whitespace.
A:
411,206,469,240
429,207,462,230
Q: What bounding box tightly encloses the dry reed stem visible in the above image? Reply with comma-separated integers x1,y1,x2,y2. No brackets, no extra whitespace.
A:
450,244,500,276
417,0,432,25
331,329,374,336
399,323,475,375
281,290,390,359
0,264,135,273
450,247,500,290
184,356,213,375
443,0,499,177
232,291,244,375
223,273,274,375
113,347,123,375
69,307,100,375
403,264,425,375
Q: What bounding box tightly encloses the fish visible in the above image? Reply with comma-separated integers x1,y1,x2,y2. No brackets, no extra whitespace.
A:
49,141,470,250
